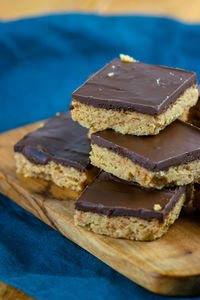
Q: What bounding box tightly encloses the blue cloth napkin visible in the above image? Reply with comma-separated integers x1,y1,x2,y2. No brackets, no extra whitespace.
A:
1,14,200,300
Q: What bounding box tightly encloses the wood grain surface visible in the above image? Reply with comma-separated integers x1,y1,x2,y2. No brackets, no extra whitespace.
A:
1,123,200,297
0,0,200,21
0,281,35,300
1,1,200,298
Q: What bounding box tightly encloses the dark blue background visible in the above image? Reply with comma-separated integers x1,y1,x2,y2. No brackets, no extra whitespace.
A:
0,14,200,299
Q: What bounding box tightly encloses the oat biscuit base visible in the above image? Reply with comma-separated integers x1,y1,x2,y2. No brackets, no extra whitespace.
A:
15,153,98,192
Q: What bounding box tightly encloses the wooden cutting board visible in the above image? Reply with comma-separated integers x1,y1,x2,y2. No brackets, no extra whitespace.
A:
1,122,200,297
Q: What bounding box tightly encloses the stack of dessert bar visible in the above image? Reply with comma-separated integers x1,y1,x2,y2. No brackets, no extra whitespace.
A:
14,54,200,241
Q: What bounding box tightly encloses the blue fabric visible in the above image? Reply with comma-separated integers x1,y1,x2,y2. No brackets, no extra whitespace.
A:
0,14,200,300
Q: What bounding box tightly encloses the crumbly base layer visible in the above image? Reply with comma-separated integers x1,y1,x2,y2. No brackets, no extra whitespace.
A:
17,173,80,200
90,144,200,189
179,110,189,122
71,86,198,136
74,194,185,241
15,153,97,192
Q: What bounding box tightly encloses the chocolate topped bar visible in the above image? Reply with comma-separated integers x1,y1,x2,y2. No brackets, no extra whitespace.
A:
14,112,91,172
91,120,200,172
75,172,186,222
72,58,197,115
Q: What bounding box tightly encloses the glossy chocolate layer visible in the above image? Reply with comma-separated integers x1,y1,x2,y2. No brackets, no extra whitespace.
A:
91,120,200,172
75,172,186,222
14,112,91,172
72,58,197,115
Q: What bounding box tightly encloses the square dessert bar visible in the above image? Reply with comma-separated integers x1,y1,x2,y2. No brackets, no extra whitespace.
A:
74,172,187,241
90,120,200,189
14,112,98,197
71,57,198,136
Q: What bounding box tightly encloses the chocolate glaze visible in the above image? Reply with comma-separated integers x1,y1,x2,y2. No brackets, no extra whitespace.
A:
75,172,186,222
72,58,197,115
14,112,91,172
91,120,200,172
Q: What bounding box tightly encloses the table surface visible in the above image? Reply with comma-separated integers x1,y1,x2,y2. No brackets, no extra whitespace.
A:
1,1,200,299
0,0,200,22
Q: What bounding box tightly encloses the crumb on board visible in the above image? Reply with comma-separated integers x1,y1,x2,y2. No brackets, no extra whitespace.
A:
38,122,44,128
154,204,162,211
120,54,136,63
107,72,114,77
